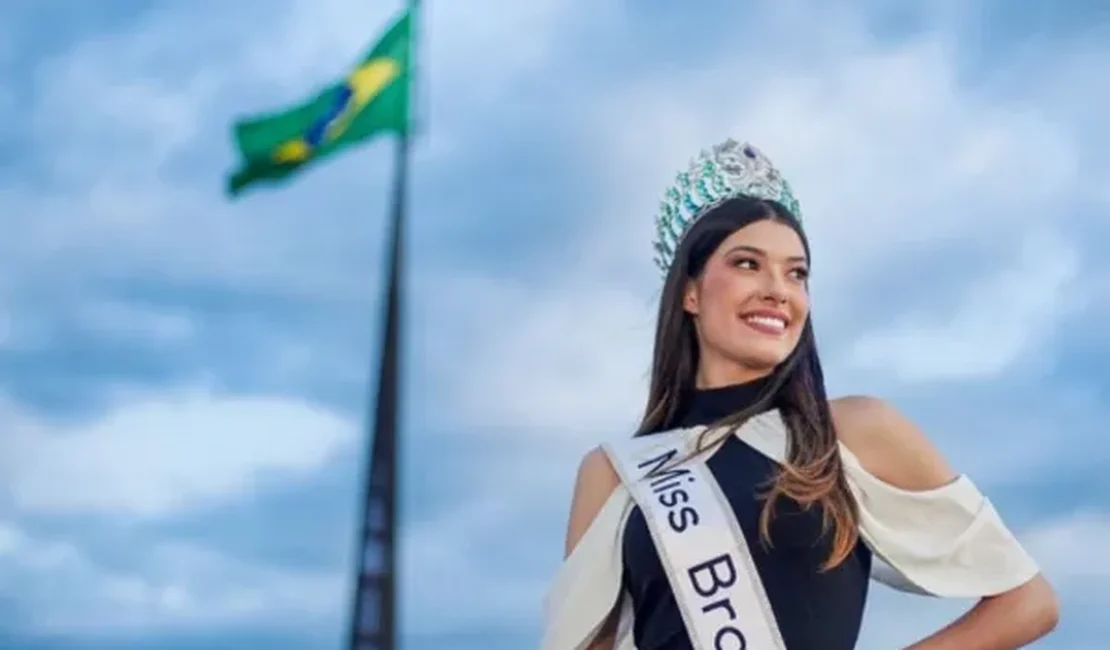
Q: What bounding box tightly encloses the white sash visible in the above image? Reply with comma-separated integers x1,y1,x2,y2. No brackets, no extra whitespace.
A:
604,427,787,650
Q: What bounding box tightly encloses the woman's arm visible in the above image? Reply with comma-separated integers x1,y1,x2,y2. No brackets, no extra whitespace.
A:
832,396,1060,650
904,575,1058,650
562,447,623,650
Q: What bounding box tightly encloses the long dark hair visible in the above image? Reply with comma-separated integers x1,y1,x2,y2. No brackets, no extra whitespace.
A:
636,196,859,570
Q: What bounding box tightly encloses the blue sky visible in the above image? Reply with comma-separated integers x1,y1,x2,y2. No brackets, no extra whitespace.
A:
1,0,1108,648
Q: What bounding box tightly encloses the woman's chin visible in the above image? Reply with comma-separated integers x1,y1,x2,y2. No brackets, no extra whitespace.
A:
717,354,785,378
733,345,792,371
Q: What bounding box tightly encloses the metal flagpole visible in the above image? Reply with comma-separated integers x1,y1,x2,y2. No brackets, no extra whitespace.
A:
346,2,418,647
345,133,406,650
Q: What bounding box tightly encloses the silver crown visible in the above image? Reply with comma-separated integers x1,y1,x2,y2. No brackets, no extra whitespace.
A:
652,139,801,273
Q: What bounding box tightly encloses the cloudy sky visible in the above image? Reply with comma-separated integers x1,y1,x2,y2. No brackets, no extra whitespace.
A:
2,0,1109,648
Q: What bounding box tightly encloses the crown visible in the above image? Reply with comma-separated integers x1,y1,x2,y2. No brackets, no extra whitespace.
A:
652,139,801,273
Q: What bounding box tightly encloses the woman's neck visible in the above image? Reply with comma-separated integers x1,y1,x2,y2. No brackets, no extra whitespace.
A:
676,374,774,428
694,361,773,390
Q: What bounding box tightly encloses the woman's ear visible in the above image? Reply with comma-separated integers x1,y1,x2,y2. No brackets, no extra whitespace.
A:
683,278,700,315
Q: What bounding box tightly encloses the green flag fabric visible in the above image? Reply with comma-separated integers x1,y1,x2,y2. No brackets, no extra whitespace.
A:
226,10,412,196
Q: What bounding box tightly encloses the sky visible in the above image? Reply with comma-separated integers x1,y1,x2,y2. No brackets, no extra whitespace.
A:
1,0,1109,648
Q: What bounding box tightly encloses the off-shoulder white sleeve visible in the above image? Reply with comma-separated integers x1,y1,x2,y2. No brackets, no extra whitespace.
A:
839,444,1040,598
541,485,636,650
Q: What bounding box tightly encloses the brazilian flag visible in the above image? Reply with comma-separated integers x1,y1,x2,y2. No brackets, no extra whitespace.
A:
226,9,412,196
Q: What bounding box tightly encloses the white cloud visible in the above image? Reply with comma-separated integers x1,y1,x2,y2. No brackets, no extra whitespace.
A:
585,31,1084,288
0,390,354,518
4,0,609,303
441,4,1100,447
1023,510,1110,586
847,231,1081,382
0,519,343,634
402,494,553,634
0,0,617,638
433,275,652,444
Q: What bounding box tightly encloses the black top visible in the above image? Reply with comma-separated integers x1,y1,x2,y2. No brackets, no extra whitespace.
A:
621,379,871,650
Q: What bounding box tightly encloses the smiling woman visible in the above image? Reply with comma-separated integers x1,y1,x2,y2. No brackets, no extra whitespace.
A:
542,140,1059,650
673,212,812,388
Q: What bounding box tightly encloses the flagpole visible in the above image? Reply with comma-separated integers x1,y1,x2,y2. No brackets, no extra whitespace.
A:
345,115,407,650
346,2,418,648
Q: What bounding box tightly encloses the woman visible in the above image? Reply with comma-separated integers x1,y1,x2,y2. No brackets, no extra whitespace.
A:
542,140,1059,649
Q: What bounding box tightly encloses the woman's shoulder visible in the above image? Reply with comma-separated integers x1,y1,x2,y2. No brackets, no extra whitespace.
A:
829,395,957,491
576,446,621,492
827,397,1044,600
563,446,623,555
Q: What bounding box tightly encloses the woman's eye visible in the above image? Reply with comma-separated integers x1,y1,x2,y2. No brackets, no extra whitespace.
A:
790,267,810,280
733,258,758,270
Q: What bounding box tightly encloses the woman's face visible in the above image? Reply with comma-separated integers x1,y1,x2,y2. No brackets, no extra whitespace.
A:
683,218,810,387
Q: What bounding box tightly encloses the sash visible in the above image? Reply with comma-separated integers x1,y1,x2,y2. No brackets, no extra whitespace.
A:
604,428,787,650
